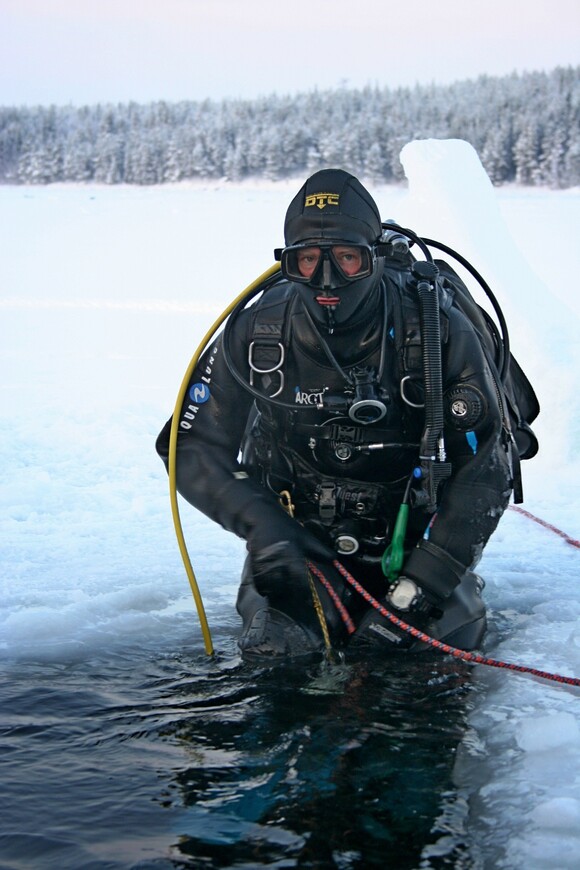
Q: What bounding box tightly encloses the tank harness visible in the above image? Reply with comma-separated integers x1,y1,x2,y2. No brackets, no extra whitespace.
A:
236,239,536,514
221,224,539,593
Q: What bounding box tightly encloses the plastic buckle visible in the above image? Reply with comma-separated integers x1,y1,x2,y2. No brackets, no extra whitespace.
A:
318,483,336,523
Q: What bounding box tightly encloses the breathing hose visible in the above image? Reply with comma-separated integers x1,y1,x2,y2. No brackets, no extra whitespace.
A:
422,236,511,380
168,264,281,655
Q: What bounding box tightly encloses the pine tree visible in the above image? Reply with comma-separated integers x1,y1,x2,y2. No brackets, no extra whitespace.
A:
1,66,578,187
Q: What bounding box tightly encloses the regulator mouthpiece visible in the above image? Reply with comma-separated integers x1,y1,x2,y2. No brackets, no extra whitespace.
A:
348,367,388,424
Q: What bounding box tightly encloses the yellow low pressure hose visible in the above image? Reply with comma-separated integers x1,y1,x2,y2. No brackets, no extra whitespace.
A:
168,264,281,655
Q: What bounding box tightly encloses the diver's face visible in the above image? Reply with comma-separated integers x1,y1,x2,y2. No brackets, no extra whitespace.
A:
296,245,364,280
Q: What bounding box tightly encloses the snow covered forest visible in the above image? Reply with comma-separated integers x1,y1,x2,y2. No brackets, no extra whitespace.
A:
1,65,579,188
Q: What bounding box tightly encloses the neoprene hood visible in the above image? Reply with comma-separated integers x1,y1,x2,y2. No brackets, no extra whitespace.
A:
284,168,382,247
283,169,385,331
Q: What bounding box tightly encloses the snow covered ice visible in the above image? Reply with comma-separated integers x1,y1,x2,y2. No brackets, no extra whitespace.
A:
1,139,580,868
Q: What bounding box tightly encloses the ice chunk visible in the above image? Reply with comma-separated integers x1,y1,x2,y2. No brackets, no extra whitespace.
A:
531,797,580,830
516,712,580,752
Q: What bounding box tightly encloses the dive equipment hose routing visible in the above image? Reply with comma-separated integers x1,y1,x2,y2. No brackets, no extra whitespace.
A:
168,232,540,661
168,264,281,655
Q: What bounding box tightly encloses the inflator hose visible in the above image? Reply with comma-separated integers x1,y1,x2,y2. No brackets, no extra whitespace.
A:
168,264,281,655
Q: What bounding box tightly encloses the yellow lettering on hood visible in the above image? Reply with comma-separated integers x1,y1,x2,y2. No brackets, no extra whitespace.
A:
304,192,340,210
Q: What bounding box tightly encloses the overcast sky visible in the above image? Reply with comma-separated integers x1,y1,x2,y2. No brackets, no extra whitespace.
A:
2,0,579,107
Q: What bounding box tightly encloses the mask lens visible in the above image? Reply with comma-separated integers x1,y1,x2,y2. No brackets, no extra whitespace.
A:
281,244,373,284
281,246,321,281
328,245,372,280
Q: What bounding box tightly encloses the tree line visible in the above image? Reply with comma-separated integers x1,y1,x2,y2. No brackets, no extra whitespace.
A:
0,66,578,188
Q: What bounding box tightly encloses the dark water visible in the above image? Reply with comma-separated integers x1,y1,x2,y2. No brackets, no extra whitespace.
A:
1,629,478,870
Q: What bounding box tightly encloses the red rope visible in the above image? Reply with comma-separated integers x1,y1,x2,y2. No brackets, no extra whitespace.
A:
306,559,580,688
308,561,356,634
509,505,580,549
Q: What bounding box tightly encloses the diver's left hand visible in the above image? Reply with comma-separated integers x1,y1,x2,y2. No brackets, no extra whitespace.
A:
386,576,443,619
352,577,439,650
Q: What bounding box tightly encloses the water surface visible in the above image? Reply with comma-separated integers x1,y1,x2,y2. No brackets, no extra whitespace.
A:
1,628,478,869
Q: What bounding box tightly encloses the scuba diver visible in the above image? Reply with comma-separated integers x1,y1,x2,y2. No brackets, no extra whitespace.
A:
156,168,538,657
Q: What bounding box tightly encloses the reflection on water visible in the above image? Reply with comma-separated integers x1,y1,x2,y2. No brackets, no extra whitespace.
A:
1,632,478,869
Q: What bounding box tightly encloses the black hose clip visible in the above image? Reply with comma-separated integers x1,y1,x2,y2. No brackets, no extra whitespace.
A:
411,259,440,289
411,459,452,512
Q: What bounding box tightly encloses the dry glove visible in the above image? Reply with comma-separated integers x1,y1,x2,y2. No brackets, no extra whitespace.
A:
249,518,334,604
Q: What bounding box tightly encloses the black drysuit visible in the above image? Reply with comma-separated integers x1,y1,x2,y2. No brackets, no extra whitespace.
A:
156,264,513,654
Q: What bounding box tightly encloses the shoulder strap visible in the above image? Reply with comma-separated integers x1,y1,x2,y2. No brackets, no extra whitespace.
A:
248,294,291,398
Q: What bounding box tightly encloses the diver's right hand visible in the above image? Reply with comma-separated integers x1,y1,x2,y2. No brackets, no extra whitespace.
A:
248,519,334,602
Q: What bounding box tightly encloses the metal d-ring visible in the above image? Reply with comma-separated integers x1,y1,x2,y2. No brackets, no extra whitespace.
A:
400,375,425,409
248,341,285,398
